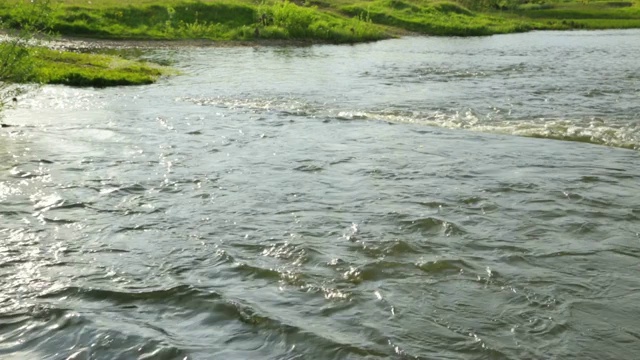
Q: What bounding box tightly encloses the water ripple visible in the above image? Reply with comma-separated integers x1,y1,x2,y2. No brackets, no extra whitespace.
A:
2,30,640,359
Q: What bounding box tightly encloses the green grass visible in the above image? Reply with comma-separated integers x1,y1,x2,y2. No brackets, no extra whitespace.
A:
2,0,640,42
505,0,640,29
0,0,386,43
0,0,175,88
0,43,173,87
31,48,173,86
340,0,534,36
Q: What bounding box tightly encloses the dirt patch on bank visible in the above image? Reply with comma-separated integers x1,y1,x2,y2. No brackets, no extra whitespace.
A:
44,36,334,51
0,31,334,51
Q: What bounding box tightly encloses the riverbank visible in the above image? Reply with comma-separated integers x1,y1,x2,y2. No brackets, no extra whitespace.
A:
1,0,640,89
2,0,640,41
0,39,173,91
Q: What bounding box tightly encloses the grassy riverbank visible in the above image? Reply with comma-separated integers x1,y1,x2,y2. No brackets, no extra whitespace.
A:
0,0,174,89
342,0,640,35
0,0,387,43
18,46,170,86
0,40,173,88
2,0,640,41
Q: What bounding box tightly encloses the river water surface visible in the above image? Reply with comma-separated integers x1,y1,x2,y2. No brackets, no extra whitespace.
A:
1,30,640,359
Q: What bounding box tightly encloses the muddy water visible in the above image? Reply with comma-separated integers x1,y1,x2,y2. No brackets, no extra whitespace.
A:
1,30,640,359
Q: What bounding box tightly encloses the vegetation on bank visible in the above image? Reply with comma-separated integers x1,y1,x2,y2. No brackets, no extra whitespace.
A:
1,38,172,93
1,0,640,42
1,44,171,86
0,0,173,96
0,0,386,43
340,0,640,35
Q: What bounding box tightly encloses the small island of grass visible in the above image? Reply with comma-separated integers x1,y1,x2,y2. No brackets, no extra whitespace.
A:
1,42,172,86
1,0,640,90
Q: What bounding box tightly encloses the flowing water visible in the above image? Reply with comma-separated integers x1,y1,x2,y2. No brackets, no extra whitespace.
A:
1,30,640,359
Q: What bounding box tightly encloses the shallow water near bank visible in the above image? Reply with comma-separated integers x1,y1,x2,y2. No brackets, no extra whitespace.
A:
1,30,640,359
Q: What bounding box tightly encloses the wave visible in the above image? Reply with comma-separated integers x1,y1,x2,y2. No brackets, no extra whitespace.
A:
346,109,640,150
181,95,639,150
22,283,391,359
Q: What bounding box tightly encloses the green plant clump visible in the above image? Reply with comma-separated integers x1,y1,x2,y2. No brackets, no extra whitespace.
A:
35,47,171,86
1,43,172,87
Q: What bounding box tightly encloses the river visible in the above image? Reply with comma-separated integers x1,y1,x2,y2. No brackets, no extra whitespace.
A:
1,30,639,359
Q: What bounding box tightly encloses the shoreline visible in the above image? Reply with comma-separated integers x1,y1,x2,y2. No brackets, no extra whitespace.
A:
2,0,640,51
40,27,640,51
45,36,337,51
1,30,334,50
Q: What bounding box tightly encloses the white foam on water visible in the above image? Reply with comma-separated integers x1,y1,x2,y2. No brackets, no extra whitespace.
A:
181,95,640,150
